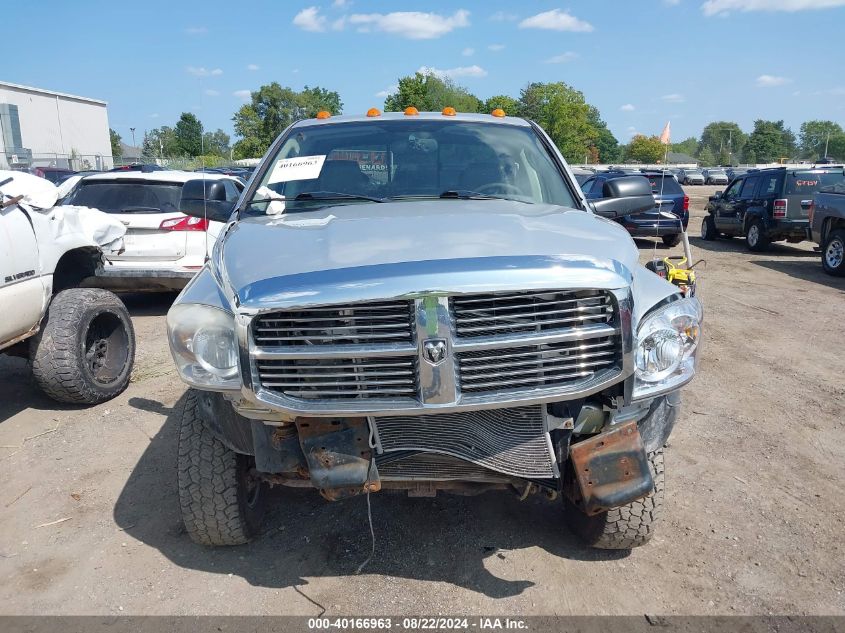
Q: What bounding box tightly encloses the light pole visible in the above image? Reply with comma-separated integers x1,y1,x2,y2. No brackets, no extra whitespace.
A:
130,127,136,149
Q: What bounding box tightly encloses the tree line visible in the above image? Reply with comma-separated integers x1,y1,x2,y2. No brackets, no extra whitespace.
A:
110,75,845,166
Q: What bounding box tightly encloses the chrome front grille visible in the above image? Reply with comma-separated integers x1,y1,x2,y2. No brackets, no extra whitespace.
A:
457,336,620,394
377,453,512,482
248,288,628,413
256,357,418,399
374,406,555,478
451,290,613,338
253,301,414,346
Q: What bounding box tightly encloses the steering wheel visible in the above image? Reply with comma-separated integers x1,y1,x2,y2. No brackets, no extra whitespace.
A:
475,182,522,196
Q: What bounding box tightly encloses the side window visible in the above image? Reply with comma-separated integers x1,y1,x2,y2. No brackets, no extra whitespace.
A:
580,177,595,193
222,179,241,202
760,175,781,197
740,175,760,199
724,179,743,200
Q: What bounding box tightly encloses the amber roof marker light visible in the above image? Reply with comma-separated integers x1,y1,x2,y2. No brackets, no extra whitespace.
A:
404,106,419,116
442,107,457,116
316,111,331,119
491,108,506,118
366,107,382,117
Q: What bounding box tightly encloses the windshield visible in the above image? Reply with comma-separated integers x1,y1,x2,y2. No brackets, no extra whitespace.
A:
642,174,683,195
63,180,182,213
686,169,703,176
708,169,726,175
245,119,576,214
786,170,845,195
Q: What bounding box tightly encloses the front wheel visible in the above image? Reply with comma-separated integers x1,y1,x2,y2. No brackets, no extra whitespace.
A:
177,390,267,546
822,228,845,276
746,219,770,252
701,215,718,241
662,234,681,247
30,288,135,404
563,449,664,549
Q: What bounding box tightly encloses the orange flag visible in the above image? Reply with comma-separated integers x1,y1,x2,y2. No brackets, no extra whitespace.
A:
659,121,671,145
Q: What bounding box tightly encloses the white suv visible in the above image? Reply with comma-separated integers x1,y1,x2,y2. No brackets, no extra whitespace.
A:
61,171,244,291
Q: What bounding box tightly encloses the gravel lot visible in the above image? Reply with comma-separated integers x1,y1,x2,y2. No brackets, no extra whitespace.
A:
2,185,843,616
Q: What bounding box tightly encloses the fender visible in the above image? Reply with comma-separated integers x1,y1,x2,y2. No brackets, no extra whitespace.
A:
742,206,769,232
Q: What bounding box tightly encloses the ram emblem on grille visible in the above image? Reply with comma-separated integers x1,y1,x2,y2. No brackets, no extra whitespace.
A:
423,339,448,365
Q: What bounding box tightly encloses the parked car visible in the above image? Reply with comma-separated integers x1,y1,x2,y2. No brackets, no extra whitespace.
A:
676,168,705,185
701,166,845,251
571,167,594,186
810,181,845,275
30,166,75,184
581,169,688,246
166,110,703,550
0,171,135,403
108,163,165,172
702,168,729,185
726,167,748,181
60,171,244,290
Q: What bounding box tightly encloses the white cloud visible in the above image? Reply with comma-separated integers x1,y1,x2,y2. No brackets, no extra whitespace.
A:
661,93,685,103
186,66,223,77
627,126,639,137
247,64,259,71
462,47,475,56
418,64,487,79
332,0,349,6
347,10,470,39
490,11,518,21
376,84,398,98
204,89,220,96
702,0,845,16
755,74,791,87
293,6,327,32
233,90,252,100
544,51,578,64
149,113,159,119
664,0,681,5
519,9,593,32
621,103,636,111
185,26,208,35
488,43,505,52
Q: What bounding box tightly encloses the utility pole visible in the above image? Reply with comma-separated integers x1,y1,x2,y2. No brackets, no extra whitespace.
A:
130,127,136,148
824,130,830,159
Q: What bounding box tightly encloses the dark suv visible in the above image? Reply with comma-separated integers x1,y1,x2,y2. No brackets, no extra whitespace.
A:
581,170,689,246
701,166,845,251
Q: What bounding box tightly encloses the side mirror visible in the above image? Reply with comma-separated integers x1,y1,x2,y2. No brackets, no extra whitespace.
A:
588,176,655,218
713,191,723,199
180,179,235,223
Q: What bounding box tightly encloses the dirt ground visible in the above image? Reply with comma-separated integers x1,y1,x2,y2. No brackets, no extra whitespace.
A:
1,185,843,616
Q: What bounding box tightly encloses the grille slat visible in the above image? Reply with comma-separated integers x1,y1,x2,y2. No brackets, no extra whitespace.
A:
456,311,611,335
460,340,616,364
456,303,609,323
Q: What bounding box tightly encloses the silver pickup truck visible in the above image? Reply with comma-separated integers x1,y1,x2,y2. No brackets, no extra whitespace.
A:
166,111,702,550
811,181,845,276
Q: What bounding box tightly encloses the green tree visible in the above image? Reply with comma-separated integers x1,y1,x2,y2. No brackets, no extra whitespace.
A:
827,134,845,161
174,112,204,157
232,83,343,159
698,146,716,167
745,120,796,163
142,126,179,158
743,149,757,165
586,105,620,163
109,129,122,158
700,122,746,163
672,137,699,157
625,135,665,163
202,129,231,157
483,94,520,116
799,120,844,159
383,72,482,113
517,82,598,163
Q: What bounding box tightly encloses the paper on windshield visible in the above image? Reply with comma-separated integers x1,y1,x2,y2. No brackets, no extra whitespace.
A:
267,155,326,185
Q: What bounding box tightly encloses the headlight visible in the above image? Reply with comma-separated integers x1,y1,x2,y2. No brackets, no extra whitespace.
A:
167,304,240,389
633,297,702,400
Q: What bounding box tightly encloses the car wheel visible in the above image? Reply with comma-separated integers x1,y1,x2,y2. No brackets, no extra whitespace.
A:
177,390,267,546
745,219,770,252
30,288,135,404
662,234,681,247
701,216,718,241
563,449,664,549
822,228,845,276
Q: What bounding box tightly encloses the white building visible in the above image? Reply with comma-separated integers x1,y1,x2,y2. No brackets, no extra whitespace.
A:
0,81,113,171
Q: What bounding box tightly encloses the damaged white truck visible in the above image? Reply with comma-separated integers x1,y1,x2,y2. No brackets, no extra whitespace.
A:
167,112,702,549
0,171,135,403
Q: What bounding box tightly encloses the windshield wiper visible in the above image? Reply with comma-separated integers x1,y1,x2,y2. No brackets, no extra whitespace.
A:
293,191,385,203
120,206,163,213
438,190,527,203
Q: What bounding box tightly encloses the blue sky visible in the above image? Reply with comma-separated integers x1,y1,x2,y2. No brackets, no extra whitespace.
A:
8,0,845,148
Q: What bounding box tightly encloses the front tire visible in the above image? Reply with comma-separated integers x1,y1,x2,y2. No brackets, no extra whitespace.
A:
701,215,718,241
662,234,681,247
177,390,267,546
822,228,845,276
746,219,770,252
564,449,664,549
30,288,135,404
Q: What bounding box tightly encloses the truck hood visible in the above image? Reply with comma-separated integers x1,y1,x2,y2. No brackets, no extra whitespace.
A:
219,200,640,310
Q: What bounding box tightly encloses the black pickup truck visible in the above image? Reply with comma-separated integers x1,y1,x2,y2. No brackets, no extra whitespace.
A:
702,166,845,252
810,180,845,276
